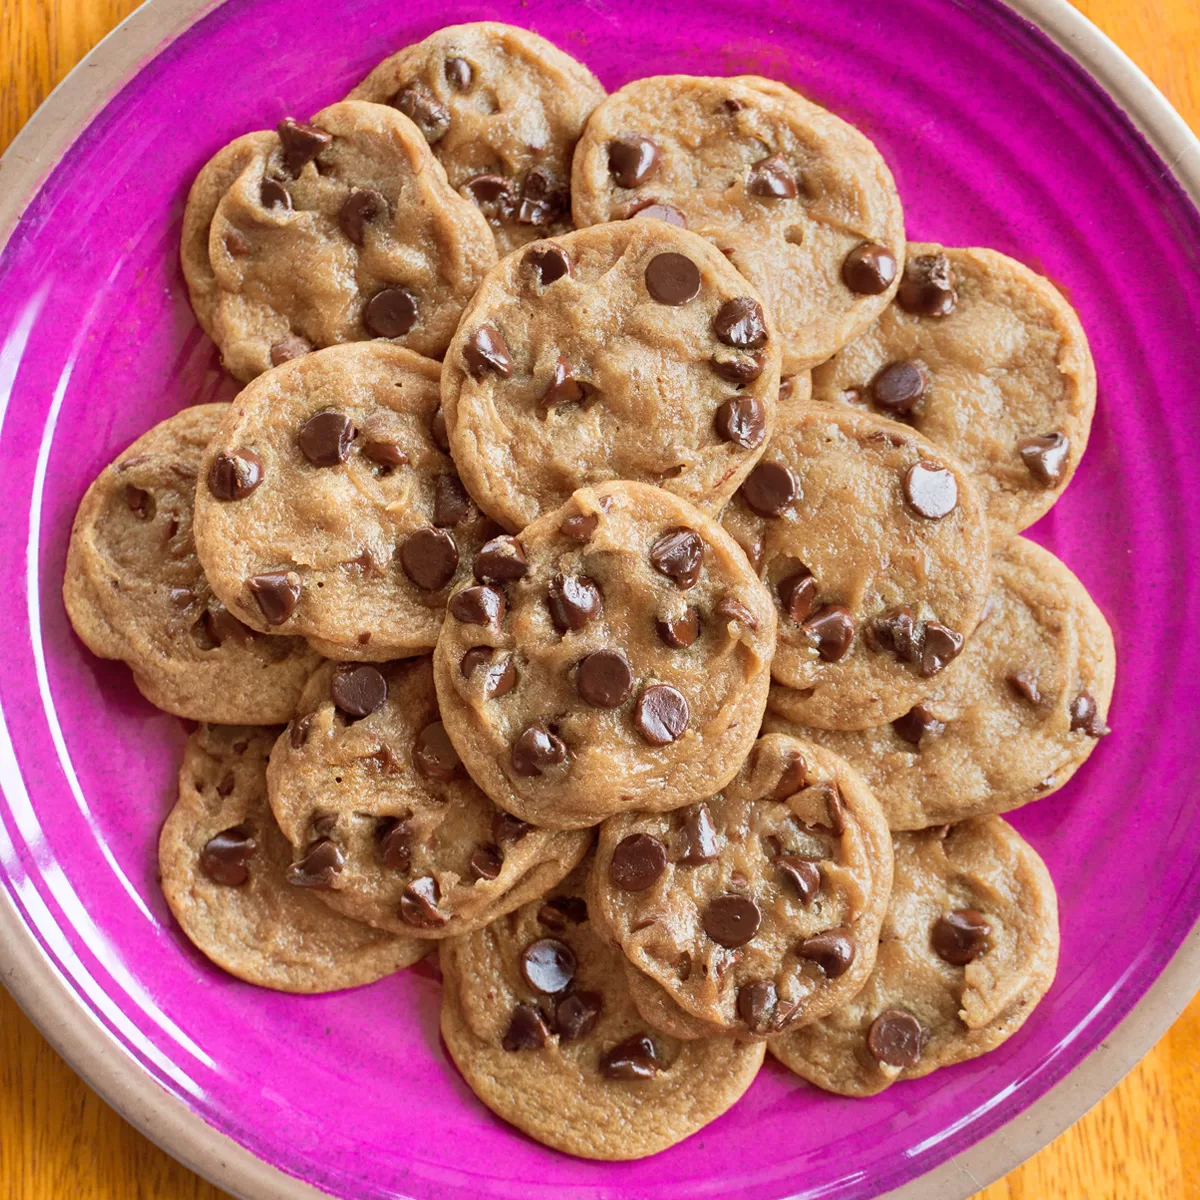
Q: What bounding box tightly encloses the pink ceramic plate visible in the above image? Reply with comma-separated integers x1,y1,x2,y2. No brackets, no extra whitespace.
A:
1,0,1198,1197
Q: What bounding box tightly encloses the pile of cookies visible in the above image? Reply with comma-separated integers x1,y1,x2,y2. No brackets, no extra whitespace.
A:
63,21,1114,1161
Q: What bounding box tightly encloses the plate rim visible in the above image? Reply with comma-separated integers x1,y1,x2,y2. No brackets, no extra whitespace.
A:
0,1,1197,1198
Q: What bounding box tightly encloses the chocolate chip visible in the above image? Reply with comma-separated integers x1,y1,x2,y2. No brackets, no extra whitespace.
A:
247,571,300,625
430,474,470,527
465,538,524,587
502,1003,549,1051
463,323,513,378
511,723,568,776
629,201,687,226
635,685,689,745
520,937,577,995
338,188,385,245
392,84,451,142
208,448,264,500
921,622,963,677
493,811,532,843
200,826,255,886
740,461,797,517
554,990,602,1041
772,748,809,798
1069,690,1110,737
712,352,765,385
600,1033,658,1080
463,173,514,216
873,362,926,414
897,253,956,316
540,356,594,414
260,178,292,210
737,980,777,1033
610,833,667,891
776,855,820,902
448,587,502,629
376,817,413,871
818,783,847,836
124,485,152,520
656,607,701,648
364,287,418,338
560,513,599,543
645,252,701,306
796,928,855,977
298,410,355,466
904,461,958,519
527,244,572,285
678,803,719,864
803,605,854,662
649,528,704,589
401,527,458,590
932,909,991,965
270,336,310,366
413,721,460,782
747,154,799,199
576,650,633,708
864,607,921,663
1017,431,1070,487
286,838,344,888
538,896,588,930
608,135,660,188
867,1009,923,1067
1008,669,1042,704
714,395,767,449
703,893,761,948
778,572,817,623
330,663,388,718
400,875,446,927
715,595,757,629
468,843,503,881
361,438,407,468
276,117,331,175
289,712,313,749
516,168,569,227
547,573,602,632
893,704,945,745
842,243,898,295
461,648,518,699
444,56,473,89
712,297,768,349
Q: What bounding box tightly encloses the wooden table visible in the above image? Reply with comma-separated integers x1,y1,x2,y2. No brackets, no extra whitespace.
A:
1,1,1198,1196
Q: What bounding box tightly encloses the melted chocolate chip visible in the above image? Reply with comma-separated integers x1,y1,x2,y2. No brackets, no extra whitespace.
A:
540,356,594,415
502,1003,549,1051
401,527,459,591
703,893,762,948
747,154,799,199
656,607,701,648
521,938,577,994
803,605,855,661
286,838,344,888
339,187,385,245
608,135,660,188
715,595,757,629
873,361,926,414
737,980,777,1032
276,117,331,175
289,713,313,749
269,336,310,366
434,473,472,526
413,721,460,783
1017,431,1070,486
772,748,809,798
554,990,602,1040
712,352,765,385
124,485,152,520
842,243,898,295
516,168,569,227
892,704,945,745
920,622,964,677
400,875,446,927
600,1034,658,1080
470,536,525,584
778,572,817,623
645,252,701,306
444,56,473,89
468,843,503,881
493,811,532,843
1007,669,1042,704
330,663,388,718
610,833,667,892
361,438,407,468
904,461,958,519
547,573,602,632
649,528,704,589
629,200,687,226
527,243,572,285
200,826,255,886
714,395,767,448
449,584,505,626
635,685,689,745
376,817,413,871
511,723,568,776
364,287,418,338
678,803,719,864
247,571,300,625
712,297,768,349
260,178,292,210
796,928,855,977
392,84,451,142
463,323,513,378
1069,690,1110,737
932,909,991,965
560,513,599,542
463,173,514,215
461,647,518,698
741,461,797,517
777,855,821,902
576,650,634,708
867,1009,923,1067
864,607,922,663
298,410,356,466
897,253,957,316
208,448,264,501
431,407,451,452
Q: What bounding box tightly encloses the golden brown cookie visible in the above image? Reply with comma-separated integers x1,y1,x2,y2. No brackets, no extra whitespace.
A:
768,817,1059,1095
63,405,320,723
434,481,776,829
181,100,496,381
159,724,426,992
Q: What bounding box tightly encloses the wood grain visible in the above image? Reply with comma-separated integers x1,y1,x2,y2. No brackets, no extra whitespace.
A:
1,1,1197,1197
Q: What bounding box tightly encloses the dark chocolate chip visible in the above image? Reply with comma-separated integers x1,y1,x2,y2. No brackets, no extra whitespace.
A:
516,168,568,227
392,84,451,142
399,875,446,927
629,201,687,226
330,663,388,718
511,723,568,776
538,896,588,930
401,527,458,590
286,838,344,888
560,512,599,542
430,406,450,452
645,252,701,305
547,573,602,632
610,833,667,892
576,650,634,708
608,135,660,188
270,336,310,366
1017,431,1070,487
715,595,757,629
655,607,701,648
703,893,762,948
502,1003,549,1051
747,154,799,199
521,938,577,994
339,187,385,245
600,1033,658,1080
540,356,594,414
678,803,719,864
921,622,964,677
635,685,689,745
897,253,957,316
904,461,958,519
413,721,460,782
463,173,515,216
460,647,518,698
872,361,926,414
200,826,255,886
1007,669,1042,704
289,712,314,749
208,448,264,501
796,928,855,977
247,571,300,625
772,748,809,798
376,816,413,871
776,855,821,902
298,410,355,466
361,438,407,468
867,1009,923,1067
803,605,855,662
892,704,946,745
778,572,817,623
276,117,331,175
714,395,767,448
842,243,898,295
493,811,532,843
711,353,766,385
444,56,473,89
865,607,921,663
932,909,991,965
433,473,472,526
364,287,418,338
740,461,797,517
737,980,777,1033
1069,690,1110,737
260,178,292,210
449,585,505,626
463,323,513,378
472,536,527,584
527,243,572,285
554,990,602,1040
468,842,503,881
712,297,768,349
649,527,704,589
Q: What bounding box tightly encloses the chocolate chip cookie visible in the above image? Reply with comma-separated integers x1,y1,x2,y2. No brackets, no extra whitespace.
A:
348,22,605,256
64,405,321,723
267,657,591,937
181,100,497,382
589,734,892,1040
765,536,1114,828
441,218,782,530
571,74,905,376
433,481,776,829
439,863,765,1159
810,244,1096,532
159,724,426,992
721,401,991,730
193,343,496,660
768,817,1058,1095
